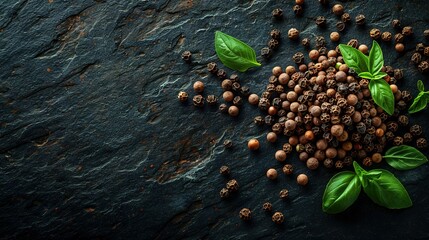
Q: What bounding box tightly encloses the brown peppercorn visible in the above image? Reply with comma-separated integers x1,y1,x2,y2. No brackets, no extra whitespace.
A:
206,95,218,106
177,91,189,102
239,208,252,221
306,157,319,170
283,164,294,175
394,33,404,43
296,0,304,5
395,43,405,53
270,29,281,40
398,115,409,126
363,157,372,167
410,124,423,136
416,138,428,149
402,26,413,36
372,153,383,164
220,165,230,175
293,5,303,16
355,14,366,26
403,133,413,143
331,124,344,137
275,150,287,162
335,160,344,169
219,188,230,199
301,38,310,47
272,8,283,19
261,47,273,59
279,189,289,199
370,28,381,39
228,106,239,117
181,50,192,62
248,94,259,105
207,62,218,74
316,16,327,27
288,28,300,40
193,81,204,93
248,138,260,150
292,52,305,64
424,47,429,57
392,19,401,29
217,69,227,79
266,168,278,180
283,143,293,154
309,49,320,61
193,95,205,107
330,32,340,42
393,136,404,146
272,212,284,224
297,174,308,186
324,158,334,168
418,61,429,73
268,38,280,50
332,4,344,16
226,179,239,192
254,116,264,125
266,132,278,143
263,202,273,212
219,103,228,113
326,147,338,159
341,13,351,23
381,32,392,42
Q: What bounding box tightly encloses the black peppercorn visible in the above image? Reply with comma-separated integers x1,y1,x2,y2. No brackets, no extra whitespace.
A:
363,157,372,167
347,39,359,48
181,50,192,62
341,13,351,23
336,21,346,32
239,208,252,221
283,143,293,154
424,47,429,57
394,33,404,43
401,91,412,102
217,69,227,79
402,26,413,36
270,29,281,40
261,47,273,59
206,95,218,105
316,16,327,27
398,115,409,126
416,138,428,149
324,158,334,168
288,28,300,40
265,115,275,126
207,62,218,74
381,32,392,42
219,188,230,199
220,165,230,175
392,19,401,29
240,86,250,97
301,38,310,47
292,52,305,64
219,103,228,113
403,133,413,143
254,116,264,125
425,30,429,39
226,179,239,192
233,96,243,106
385,131,395,141
223,140,233,149
315,36,326,48
335,160,344,169
178,91,189,102
229,73,239,82
272,8,283,19
394,69,404,81
272,212,284,224
410,124,423,136
393,136,404,146
416,43,425,53
283,164,293,175
418,61,429,73
268,38,280,50
193,95,205,107
411,53,422,65
370,28,381,39
279,189,289,199
263,202,273,212
293,5,303,16
355,14,366,26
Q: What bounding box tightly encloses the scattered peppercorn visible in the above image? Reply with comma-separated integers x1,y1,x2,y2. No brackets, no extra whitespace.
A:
315,16,327,27
220,165,230,175
288,28,300,40
355,14,366,25
193,95,205,107
219,103,228,113
297,174,308,186
207,62,217,73
395,33,404,43
181,50,192,62
263,202,273,212
418,61,429,73
336,21,345,32
330,32,340,42
341,13,351,23
193,81,204,93
272,212,284,224
381,32,392,42
301,38,310,47
177,91,189,102
416,138,428,149
206,95,218,106
293,5,303,16
248,138,260,150
402,26,413,36
424,30,429,39
223,140,233,149
226,179,239,192
219,188,230,199
228,106,239,117
332,4,344,16
395,43,405,53
392,19,401,29
283,164,294,175
239,208,252,221
279,189,289,199
370,28,381,39
272,8,283,19
261,47,273,59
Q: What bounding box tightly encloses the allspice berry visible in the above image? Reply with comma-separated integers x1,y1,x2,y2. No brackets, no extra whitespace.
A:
306,157,319,170
266,168,278,180
297,174,309,186
266,132,278,143
248,139,260,150
248,94,259,105
372,153,383,163
331,124,344,137
193,81,204,93
275,150,287,162
239,208,252,221
395,43,405,53
330,32,340,42
228,106,239,117
272,212,284,224
223,91,234,102
332,4,344,16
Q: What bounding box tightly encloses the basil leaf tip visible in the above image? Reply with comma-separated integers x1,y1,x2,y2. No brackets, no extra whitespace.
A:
384,145,428,170
214,31,261,72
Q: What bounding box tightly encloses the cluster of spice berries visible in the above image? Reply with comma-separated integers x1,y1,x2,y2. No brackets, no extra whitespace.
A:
272,0,305,20
411,42,429,73
261,29,281,59
177,80,220,109
218,165,240,199
254,38,426,170
262,202,284,224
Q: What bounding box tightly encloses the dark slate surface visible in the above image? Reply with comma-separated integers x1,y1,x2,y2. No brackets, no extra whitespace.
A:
1,0,429,239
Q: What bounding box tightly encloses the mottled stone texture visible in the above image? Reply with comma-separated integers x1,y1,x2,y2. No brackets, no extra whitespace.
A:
1,0,429,239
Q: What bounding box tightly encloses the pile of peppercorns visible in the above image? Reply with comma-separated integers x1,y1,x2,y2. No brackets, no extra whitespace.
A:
411,42,429,73
254,36,427,170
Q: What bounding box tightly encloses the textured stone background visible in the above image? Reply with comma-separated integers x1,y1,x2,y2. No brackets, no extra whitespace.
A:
1,0,429,239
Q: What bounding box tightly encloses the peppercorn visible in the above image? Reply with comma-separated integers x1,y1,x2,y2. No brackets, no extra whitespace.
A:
418,61,429,73
402,26,413,36
301,38,310,47
416,138,428,149
266,168,278,180
248,138,260,151
265,115,275,126
370,28,381,39
394,69,404,81
217,69,227,79
323,158,333,168
272,212,284,224
282,164,293,175
332,4,344,16
261,202,273,212
341,12,351,23
288,28,300,40
268,38,280,50
261,47,273,59
316,16,327,27
272,8,283,19
330,31,340,42
254,116,264,125
205,95,217,106
292,52,305,64
306,157,319,170
392,19,401,29
381,32,392,42
397,115,409,126
226,179,239,192
296,0,304,5
402,132,413,143
177,91,189,102
181,50,192,62
424,47,429,57
193,95,205,107
219,188,230,199
279,189,289,199
394,33,404,43
355,14,366,25
228,106,239,117
401,90,412,102
363,157,372,167
393,136,404,146
347,39,359,48
220,165,230,175
207,62,217,74
219,103,228,113
258,97,270,111
239,208,252,221
275,150,287,162
395,43,405,53
410,124,423,136
293,5,303,16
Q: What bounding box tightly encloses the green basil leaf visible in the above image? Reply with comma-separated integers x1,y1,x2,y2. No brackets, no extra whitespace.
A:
353,161,368,187
362,169,412,209
373,71,387,80
369,79,395,115
368,41,384,75
214,31,261,72
417,80,424,92
384,145,428,170
322,171,361,214
408,91,429,114
338,44,369,74
358,72,373,79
